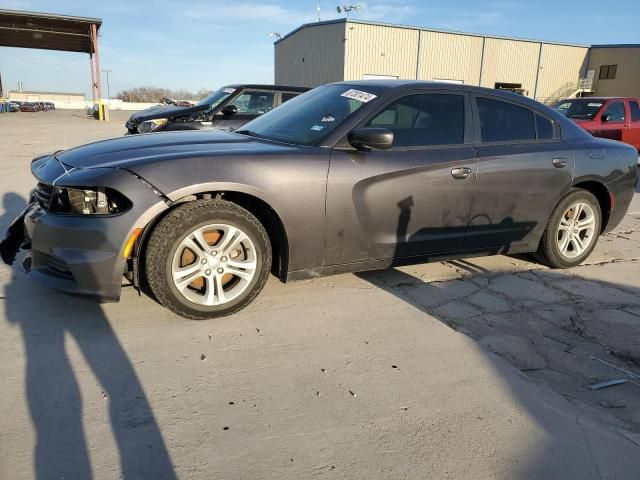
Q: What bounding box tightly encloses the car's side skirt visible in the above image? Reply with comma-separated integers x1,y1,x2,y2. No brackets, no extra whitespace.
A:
285,242,540,282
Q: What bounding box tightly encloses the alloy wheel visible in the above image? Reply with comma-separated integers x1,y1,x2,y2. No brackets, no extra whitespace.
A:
556,202,596,259
171,224,257,306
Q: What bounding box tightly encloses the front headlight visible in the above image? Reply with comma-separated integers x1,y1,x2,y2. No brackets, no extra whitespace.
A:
137,118,168,133
49,186,132,215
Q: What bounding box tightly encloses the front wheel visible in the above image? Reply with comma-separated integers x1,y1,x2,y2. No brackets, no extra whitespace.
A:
535,189,602,269
145,200,271,320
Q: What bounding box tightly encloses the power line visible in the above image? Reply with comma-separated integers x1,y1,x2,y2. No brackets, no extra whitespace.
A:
0,48,85,66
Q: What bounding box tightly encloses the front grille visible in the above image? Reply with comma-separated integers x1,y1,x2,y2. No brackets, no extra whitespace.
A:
34,182,54,210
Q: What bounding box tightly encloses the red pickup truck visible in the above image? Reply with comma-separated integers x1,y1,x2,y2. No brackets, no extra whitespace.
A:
553,97,640,151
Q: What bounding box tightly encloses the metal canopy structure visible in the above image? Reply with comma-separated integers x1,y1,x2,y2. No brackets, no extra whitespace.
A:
0,9,105,117
0,9,101,52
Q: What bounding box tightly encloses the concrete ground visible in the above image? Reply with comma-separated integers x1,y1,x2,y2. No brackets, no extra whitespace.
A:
1,110,639,479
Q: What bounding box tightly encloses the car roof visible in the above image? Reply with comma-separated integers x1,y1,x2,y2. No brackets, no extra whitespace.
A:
334,78,521,94
330,79,551,108
224,84,310,92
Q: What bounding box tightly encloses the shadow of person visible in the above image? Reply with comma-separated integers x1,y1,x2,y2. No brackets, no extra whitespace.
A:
376,195,536,267
2,193,176,479
354,197,640,477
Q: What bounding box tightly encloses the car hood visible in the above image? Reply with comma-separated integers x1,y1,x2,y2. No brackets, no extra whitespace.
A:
55,130,299,170
128,103,209,123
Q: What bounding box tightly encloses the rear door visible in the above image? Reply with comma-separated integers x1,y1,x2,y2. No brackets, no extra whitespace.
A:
466,95,574,251
623,100,640,150
326,90,478,265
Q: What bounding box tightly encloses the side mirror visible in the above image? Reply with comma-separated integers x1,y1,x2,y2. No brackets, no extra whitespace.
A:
601,113,611,123
221,104,239,116
348,128,394,151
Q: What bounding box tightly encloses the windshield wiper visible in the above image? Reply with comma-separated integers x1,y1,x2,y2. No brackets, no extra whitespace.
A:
235,129,263,138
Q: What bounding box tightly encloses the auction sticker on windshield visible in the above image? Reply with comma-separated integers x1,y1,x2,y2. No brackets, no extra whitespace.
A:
341,89,377,103
223,88,236,94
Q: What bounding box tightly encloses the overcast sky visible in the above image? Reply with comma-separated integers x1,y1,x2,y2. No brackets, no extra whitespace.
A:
0,0,638,97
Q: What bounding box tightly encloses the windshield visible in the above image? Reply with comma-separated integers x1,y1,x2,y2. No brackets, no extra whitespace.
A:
238,84,383,145
553,99,604,120
196,87,236,108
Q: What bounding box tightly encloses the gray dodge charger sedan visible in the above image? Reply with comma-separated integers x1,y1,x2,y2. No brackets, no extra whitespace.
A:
1,81,637,319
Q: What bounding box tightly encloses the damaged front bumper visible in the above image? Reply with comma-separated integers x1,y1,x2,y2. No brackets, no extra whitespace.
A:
0,200,34,267
1,154,168,302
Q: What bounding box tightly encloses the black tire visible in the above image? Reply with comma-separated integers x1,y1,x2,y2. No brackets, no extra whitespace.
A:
535,189,602,269
145,199,271,320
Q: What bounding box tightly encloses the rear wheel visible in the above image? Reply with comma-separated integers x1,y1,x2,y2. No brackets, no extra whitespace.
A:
535,189,601,268
145,200,271,320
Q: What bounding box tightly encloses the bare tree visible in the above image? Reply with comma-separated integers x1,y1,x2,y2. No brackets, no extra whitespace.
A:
115,86,213,103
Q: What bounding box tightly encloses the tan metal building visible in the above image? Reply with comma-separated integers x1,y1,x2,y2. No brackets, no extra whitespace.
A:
275,19,635,104
7,90,85,102
586,45,640,97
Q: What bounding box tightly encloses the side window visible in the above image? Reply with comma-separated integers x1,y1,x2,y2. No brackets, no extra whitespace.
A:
629,101,640,122
535,114,555,140
229,90,275,114
603,102,625,122
365,93,465,148
477,97,535,142
281,92,299,103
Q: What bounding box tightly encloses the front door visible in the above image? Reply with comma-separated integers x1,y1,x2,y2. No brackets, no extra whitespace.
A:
214,89,276,130
325,91,478,266
592,100,626,143
466,95,575,250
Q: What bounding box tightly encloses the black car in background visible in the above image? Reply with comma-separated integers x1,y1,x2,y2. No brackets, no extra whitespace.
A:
125,84,309,134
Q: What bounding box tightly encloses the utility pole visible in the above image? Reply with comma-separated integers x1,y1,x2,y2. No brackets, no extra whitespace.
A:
102,69,112,103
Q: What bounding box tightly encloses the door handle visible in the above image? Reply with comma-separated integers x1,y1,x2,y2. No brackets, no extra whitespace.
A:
552,158,568,168
451,167,472,179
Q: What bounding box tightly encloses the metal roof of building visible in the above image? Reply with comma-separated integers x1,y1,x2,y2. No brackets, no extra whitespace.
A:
590,44,640,49
0,8,102,53
275,18,592,48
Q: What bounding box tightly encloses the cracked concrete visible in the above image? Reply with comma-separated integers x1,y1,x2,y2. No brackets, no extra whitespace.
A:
1,110,639,479
361,223,640,436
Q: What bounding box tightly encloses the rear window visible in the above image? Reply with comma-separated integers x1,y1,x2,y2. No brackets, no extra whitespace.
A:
477,97,535,142
630,101,640,122
535,114,555,140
